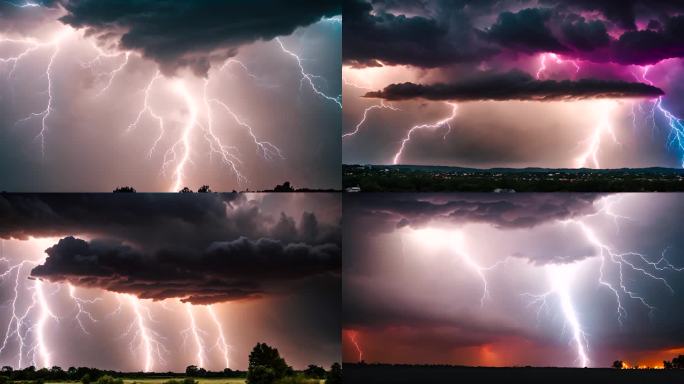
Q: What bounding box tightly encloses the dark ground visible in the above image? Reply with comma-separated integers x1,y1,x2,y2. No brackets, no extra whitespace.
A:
343,164,684,192
343,364,684,384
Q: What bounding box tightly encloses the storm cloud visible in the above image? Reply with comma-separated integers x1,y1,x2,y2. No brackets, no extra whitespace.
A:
364,71,663,101
31,235,340,304
57,0,341,75
0,193,341,303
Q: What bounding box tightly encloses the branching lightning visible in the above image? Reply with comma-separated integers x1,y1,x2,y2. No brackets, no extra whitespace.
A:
393,102,457,164
275,37,342,108
536,53,580,80
207,305,230,369
342,100,399,139
184,304,207,368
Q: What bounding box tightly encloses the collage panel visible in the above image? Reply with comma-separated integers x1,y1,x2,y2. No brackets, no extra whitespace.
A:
0,2,341,192
342,0,684,192
0,193,341,382
343,193,684,383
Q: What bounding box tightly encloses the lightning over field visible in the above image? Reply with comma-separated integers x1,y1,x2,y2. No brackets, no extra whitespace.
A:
0,193,341,371
343,193,684,368
342,0,684,170
0,1,341,191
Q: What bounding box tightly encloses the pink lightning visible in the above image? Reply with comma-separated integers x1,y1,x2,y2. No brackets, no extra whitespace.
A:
536,52,580,80
347,330,364,362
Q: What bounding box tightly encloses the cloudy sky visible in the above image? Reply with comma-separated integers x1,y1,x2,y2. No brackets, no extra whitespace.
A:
342,0,684,169
0,193,341,371
0,1,341,192
343,193,684,368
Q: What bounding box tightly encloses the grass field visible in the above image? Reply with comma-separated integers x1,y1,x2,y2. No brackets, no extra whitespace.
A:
43,379,246,384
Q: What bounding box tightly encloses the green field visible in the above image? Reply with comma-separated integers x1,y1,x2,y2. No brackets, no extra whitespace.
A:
43,379,246,384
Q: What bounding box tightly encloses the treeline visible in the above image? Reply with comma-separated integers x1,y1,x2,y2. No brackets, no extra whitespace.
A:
0,366,244,382
0,342,341,384
112,182,339,193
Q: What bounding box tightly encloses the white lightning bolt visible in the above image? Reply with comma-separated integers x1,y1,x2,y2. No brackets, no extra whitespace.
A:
124,296,167,372
67,284,100,334
208,305,230,369
275,37,342,108
185,304,206,368
574,100,619,168
342,101,399,139
393,102,458,164
536,53,580,80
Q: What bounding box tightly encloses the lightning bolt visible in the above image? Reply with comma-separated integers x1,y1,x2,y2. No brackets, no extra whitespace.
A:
637,65,684,167
67,284,100,334
522,264,590,367
124,295,167,372
342,101,399,139
536,53,580,80
275,37,342,108
33,278,57,368
7,28,72,158
347,330,364,362
393,102,458,164
207,305,230,369
184,304,206,368
574,100,619,168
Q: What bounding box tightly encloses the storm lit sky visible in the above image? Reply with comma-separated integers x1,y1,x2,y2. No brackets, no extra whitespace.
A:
342,0,684,169
0,1,341,192
0,193,341,371
343,193,684,368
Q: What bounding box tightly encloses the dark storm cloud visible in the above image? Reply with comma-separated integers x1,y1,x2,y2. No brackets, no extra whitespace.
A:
544,0,684,30
0,193,341,303
344,193,602,234
56,0,340,75
364,71,663,101
31,235,340,304
344,0,684,68
486,8,567,53
343,0,495,68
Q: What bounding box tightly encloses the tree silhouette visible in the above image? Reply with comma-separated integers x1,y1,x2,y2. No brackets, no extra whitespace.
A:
197,185,212,193
273,181,295,192
179,187,193,193
326,363,342,384
246,342,292,384
113,186,136,193
612,360,624,369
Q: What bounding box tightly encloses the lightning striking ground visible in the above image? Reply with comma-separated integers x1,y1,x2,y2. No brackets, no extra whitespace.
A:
207,305,230,369
393,102,458,164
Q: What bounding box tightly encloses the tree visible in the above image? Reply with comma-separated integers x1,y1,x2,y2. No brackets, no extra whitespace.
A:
197,185,212,193
0,366,12,374
81,373,91,384
273,182,294,192
326,363,341,384
246,366,275,384
179,187,193,193
185,366,199,376
303,365,326,379
612,360,624,369
664,360,673,369
246,342,292,384
113,186,136,193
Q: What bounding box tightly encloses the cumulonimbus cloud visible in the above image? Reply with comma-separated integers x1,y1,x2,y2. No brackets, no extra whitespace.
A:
57,0,341,75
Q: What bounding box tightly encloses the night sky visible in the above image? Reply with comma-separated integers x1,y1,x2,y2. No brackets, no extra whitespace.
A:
342,0,684,169
343,193,684,367
0,193,341,371
0,1,341,191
